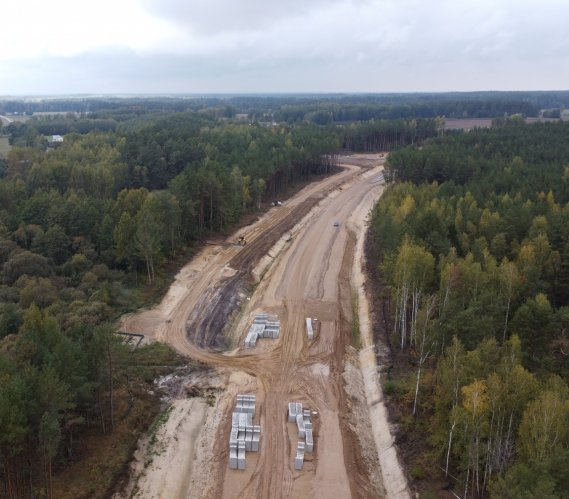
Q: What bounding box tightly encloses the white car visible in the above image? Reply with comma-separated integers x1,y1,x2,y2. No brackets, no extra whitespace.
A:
333,221,340,227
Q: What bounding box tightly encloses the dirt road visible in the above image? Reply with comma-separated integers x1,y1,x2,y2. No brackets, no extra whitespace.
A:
121,154,408,498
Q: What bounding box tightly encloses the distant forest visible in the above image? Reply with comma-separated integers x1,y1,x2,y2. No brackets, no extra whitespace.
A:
2,90,569,123
0,94,568,498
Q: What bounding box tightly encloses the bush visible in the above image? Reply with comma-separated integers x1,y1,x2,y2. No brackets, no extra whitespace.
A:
384,379,397,396
410,466,426,480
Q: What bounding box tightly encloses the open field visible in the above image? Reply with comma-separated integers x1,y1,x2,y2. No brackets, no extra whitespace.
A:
444,116,560,130
0,114,30,124
119,154,408,498
0,136,11,157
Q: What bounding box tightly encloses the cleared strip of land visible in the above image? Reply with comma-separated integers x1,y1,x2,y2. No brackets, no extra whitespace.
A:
120,154,408,498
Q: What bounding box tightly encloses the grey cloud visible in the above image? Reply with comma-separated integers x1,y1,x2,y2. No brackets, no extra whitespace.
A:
140,0,350,35
3,43,568,96
2,0,569,94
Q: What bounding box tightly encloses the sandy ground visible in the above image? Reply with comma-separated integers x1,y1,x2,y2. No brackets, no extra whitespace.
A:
131,398,208,498
351,192,411,499
119,155,407,498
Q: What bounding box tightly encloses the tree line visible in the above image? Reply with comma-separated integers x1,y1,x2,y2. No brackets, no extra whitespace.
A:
341,119,438,152
6,118,118,146
371,120,569,497
4,91,569,124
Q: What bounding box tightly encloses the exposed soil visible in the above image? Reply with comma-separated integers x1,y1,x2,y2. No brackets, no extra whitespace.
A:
353,206,411,499
114,368,226,499
119,154,407,498
342,354,386,497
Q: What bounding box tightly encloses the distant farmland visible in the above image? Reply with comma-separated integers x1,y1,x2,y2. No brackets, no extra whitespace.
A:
444,117,560,131
0,136,11,157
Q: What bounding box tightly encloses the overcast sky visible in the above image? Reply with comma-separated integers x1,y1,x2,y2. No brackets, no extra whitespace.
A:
1,0,568,95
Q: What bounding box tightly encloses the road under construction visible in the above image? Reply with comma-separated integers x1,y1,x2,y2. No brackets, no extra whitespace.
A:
120,153,410,499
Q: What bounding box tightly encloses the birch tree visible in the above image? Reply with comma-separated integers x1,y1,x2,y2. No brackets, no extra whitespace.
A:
484,356,537,489
251,178,265,210
437,336,466,477
393,239,435,348
518,380,569,463
39,411,60,499
460,379,490,498
136,198,162,284
412,294,437,416
499,260,520,342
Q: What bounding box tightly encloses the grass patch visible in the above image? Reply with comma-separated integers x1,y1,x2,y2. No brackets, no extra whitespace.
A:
383,379,398,396
131,341,187,366
130,342,189,383
351,290,361,348
418,492,439,499
382,376,408,400
147,405,174,447
410,465,426,480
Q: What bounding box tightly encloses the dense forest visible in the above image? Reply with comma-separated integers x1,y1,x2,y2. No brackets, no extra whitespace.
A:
371,120,569,497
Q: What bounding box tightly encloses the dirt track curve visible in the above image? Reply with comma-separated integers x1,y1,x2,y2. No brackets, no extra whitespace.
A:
121,154,403,499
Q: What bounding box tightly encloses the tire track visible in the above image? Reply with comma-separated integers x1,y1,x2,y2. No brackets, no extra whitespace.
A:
121,156,390,499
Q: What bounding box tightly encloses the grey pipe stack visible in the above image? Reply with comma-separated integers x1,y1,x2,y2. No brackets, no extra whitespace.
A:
287,401,315,470
229,394,261,470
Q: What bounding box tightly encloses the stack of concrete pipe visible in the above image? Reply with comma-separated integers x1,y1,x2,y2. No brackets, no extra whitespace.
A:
295,442,305,470
263,319,280,339
288,401,315,470
245,313,280,348
244,323,264,349
229,394,261,470
305,318,314,341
